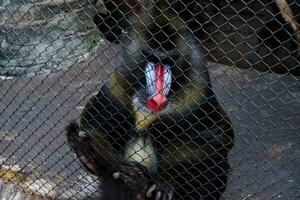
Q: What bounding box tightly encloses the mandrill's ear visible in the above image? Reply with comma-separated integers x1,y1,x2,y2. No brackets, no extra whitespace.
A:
93,0,143,43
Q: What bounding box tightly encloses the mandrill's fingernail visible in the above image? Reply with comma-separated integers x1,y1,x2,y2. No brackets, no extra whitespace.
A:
112,172,121,179
168,190,174,200
78,131,87,137
155,191,162,200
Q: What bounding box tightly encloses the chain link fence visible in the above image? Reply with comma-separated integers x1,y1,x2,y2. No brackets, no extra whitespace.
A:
0,0,299,199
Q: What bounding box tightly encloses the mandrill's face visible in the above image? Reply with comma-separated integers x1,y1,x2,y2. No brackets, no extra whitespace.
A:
132,61,172,114
116,0,197,115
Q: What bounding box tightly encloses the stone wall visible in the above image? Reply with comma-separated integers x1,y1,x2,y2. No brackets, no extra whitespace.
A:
0,0,103,76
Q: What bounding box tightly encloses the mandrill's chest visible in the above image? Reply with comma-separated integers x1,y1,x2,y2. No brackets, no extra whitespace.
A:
82,73,209,135
100,82,206,144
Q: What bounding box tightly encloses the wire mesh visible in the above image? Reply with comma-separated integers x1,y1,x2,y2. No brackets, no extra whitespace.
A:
0,0,299,200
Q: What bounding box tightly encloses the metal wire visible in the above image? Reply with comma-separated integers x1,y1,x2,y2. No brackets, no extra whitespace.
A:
0,0,299,199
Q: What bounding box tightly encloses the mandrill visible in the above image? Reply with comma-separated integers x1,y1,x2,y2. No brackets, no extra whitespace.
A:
67,0,234,199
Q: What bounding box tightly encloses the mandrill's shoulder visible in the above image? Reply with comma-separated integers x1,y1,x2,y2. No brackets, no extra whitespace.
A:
82,84,115,112
80,83,133,132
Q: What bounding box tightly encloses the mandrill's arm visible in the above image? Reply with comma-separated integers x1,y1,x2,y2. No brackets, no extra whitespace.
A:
66,121,150,199
66,121,119,175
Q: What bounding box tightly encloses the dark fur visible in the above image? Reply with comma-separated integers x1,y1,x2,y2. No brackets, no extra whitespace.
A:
68,0,235,199
258,1,299,54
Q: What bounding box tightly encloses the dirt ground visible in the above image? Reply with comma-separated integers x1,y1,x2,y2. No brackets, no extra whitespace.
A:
0,43,299,199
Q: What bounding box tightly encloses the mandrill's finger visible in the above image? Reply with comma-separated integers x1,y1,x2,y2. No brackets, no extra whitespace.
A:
146,184,157,198
168,189,174,200
146,183,175,200
113,171,132,183
112,171,140,189
155,191,162,200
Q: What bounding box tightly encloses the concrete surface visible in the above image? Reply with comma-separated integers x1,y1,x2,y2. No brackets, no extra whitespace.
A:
0,43,299,199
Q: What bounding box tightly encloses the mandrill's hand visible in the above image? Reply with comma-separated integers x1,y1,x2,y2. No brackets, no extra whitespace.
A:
113,161,150,200
113,161,174,200
145,182,174,200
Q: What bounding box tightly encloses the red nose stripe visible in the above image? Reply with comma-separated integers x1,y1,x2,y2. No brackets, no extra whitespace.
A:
147,64,168,111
